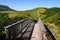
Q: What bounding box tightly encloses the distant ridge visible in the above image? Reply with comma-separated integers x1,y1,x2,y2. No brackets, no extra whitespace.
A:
0,5,14,11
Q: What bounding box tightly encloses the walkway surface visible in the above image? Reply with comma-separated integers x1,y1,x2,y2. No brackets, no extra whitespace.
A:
31,23,43,40
31,18,47,40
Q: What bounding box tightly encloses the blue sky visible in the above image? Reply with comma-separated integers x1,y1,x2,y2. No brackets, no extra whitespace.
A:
0,0,60,10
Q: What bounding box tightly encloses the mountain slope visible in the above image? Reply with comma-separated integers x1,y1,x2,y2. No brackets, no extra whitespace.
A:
0,5,14,11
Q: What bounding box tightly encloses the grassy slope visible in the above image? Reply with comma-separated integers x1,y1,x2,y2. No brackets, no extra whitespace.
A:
41,8,60,40
0,7,60,40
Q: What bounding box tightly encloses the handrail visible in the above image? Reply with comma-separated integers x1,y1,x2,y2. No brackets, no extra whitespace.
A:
5,18,28,28
4,18,30,40
44,24,56,40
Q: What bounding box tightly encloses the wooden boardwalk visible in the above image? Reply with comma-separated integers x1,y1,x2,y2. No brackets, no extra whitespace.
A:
4,18,48,40
31,23,42,40
15,22,47,40
31,18,47,40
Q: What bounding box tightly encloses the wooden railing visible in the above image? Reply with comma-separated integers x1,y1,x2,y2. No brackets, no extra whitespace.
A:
4,18,30,40
44,24,56,40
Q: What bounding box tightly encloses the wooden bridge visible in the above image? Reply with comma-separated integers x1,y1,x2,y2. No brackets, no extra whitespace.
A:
4,18,56,40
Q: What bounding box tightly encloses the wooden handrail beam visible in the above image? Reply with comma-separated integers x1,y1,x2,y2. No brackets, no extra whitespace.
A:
4,18,30,40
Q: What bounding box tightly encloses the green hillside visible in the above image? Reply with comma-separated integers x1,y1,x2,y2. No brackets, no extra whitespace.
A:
41,8,60,40
0,5,60,40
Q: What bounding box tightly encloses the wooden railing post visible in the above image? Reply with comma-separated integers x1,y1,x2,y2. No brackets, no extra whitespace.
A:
8,28,10,40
